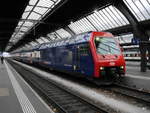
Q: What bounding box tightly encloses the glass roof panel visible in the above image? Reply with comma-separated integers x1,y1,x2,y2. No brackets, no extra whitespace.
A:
87,15,102,30
115,34,133,44
92,13,106,30
15,28,19,32
72,24,81,34
106,7,122,26
25,5,33,12
68,5,129,35
77,20,86,32
97,6,129,29
69,22,82,34
29,0,38,5
102,9,117,28
124,0,150,21
28,12,41,20
111,6,129,25
17,32,24,35
39,37,46,43
23,21,34,27
30,41,38,46
37,38,45,44
47,33,56,40
13,38,20,42
24,44,30,48
34,7,48,15
7,0,62,51
20,27,28,32
83,18,97,31
18,21,24,26
55,28,71,38
41,37,50,42
68,24,78,34
77,20,86,33
37,0,54,7
11,33,16,38
22,12,30,19
79,18,95,32
75,21,84,34
53,32,62,39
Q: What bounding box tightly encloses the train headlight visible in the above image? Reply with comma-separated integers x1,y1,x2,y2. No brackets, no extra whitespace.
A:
100,67,104,70
96,37,99,41
120,66,124,69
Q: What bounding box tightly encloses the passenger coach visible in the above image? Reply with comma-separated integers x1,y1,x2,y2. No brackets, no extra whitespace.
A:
13,31,126,84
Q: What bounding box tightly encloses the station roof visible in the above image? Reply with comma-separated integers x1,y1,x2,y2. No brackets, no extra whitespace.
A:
0,0,113,52
0,0,150,52
0,0,29,51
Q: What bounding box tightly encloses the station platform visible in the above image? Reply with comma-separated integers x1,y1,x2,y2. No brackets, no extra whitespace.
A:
0,61,53,113
126,61,150,77
118,61,150,92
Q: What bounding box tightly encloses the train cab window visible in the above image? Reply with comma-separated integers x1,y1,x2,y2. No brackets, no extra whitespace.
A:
94,37,120,55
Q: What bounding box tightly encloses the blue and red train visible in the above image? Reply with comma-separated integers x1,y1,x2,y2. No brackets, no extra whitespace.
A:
12,31,126,84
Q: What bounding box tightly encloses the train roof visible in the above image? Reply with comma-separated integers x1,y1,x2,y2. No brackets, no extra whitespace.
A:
39,32,92,50
32,45,41,50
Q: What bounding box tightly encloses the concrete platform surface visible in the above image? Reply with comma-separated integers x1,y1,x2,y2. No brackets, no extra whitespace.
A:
10,59,150,113
0,61,53,113
118,61,150,92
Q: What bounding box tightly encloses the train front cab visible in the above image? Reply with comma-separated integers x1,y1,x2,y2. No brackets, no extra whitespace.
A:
89,32,126,81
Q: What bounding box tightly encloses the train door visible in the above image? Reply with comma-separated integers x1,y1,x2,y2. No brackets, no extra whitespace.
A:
74,45,80,71
78,43,94,76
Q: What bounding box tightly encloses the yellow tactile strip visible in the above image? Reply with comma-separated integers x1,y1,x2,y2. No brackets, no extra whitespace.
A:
0,88,9,96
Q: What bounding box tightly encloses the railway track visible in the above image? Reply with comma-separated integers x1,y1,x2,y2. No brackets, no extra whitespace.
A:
8,60,107,113
8,59,150,112
105,84,150,104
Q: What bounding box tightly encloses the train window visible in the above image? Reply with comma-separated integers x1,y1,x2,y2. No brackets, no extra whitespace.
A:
79,43,90,55
66,51,73,64
95,37,121,55
38,51,41,58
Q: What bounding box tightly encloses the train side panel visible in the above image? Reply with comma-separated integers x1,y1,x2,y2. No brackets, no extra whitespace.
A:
39,42,94,77
76,43,94,76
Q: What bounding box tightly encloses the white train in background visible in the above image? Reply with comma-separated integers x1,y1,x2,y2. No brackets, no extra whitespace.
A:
123,50,140,61
0,52,11,57
123,50,149,61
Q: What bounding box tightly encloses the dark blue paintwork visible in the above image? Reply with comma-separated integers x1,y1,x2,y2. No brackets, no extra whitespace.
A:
14,32,94,77
37,32,94,76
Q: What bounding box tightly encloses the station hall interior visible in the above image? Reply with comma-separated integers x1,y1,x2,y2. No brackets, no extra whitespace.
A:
0,0,150,113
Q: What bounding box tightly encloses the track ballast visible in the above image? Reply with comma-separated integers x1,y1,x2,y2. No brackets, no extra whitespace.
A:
8,60,107,113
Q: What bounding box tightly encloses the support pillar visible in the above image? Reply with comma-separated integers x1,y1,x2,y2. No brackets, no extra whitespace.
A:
139,43,147,71
147,42,150,63
114,0,149,72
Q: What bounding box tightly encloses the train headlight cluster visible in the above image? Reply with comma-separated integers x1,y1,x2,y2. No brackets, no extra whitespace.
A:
120,66,124,69
100,67,104,70
96,37,99,41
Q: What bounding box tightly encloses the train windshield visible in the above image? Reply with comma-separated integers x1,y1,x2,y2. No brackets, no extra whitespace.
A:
94,37,121,55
